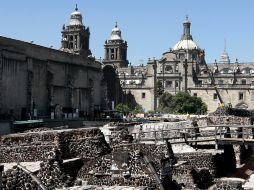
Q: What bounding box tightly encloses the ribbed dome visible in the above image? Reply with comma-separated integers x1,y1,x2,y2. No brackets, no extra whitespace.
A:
69,5,83,26
172,39,199,51
110,23,122,40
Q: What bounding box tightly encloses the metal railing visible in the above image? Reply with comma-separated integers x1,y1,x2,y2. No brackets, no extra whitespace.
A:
106,125,254,146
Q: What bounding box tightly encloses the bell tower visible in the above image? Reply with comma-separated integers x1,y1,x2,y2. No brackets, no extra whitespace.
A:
103,23,128,68
61,4,91,56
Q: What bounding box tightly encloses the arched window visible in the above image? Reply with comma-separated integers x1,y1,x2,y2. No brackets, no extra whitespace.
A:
165,65,173,73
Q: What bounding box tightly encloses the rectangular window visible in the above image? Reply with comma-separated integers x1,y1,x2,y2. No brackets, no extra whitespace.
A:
142,92,146,99
193,93,197,97
241,79,246,85
213,93,218,100
239,92,244,100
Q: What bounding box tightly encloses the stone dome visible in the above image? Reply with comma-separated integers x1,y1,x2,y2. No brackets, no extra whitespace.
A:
110,23,122,40
69,5,83,26
172,39,199,51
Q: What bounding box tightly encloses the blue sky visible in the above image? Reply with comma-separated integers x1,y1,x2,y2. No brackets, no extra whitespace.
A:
0,0,254,65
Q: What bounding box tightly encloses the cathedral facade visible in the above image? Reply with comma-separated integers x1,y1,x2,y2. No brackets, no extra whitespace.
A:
103,17,254,113
0,6,103,120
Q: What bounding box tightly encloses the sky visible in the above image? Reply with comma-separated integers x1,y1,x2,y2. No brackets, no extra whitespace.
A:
0,0,254,65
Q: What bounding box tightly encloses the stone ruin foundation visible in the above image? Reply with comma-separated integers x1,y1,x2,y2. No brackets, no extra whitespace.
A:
1,115,253,189
0,128,111,163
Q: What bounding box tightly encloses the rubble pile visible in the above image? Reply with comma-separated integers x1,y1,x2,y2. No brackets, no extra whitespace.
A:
110,128,134,146
212,107,253,118
76,145,159,188
58,129,111,159
0,128,111,163
191,168,214,189
76,129,168,189
2,165,38,190
173,152,216,189
37,148,73,189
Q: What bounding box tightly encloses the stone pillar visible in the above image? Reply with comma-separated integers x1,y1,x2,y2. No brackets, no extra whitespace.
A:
105,48,108,60
77,35,80,50
27,58,34,117
115,48,117,60
117,47,120,60
0,165,3,190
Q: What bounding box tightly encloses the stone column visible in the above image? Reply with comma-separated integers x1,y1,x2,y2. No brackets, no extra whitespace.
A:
27,58,34,117
0,165,4,190
117,47,120,60
105,48,108,60
77,35,80,50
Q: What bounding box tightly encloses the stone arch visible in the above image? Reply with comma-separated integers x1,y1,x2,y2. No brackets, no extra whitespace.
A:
102,65,138,110
102,65,121,110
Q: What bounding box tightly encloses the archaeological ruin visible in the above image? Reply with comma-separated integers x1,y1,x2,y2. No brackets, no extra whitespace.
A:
1,106,254,189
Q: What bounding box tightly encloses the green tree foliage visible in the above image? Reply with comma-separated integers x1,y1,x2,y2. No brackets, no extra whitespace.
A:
158,92,207,114
158,92,173,113
116,103,130,115
131,105,144,115
156,80,164,97
147,110,156,115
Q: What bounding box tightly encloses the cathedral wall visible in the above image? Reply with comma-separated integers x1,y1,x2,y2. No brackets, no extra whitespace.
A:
32,59,48,116
0,37,102,119
190,88,254,112
0,36,99,68
89,70,102,107
0,55,27,117
128,88,154,112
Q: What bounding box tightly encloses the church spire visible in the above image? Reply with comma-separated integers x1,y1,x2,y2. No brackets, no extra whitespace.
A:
75,4,78,11
224,38,227,52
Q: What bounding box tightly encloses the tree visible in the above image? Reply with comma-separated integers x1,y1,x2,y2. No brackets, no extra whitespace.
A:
156,80,164,97
158,92,173,113
131,105,144,115
158,92,207,114
115,103,130,115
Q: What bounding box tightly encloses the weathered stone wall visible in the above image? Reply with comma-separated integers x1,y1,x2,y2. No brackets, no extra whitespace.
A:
173,152,216,189
211,178,245,190
0,36,102,119
0,128,111,163
77,144,167,189
208,116,251,125
128,88,154,112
